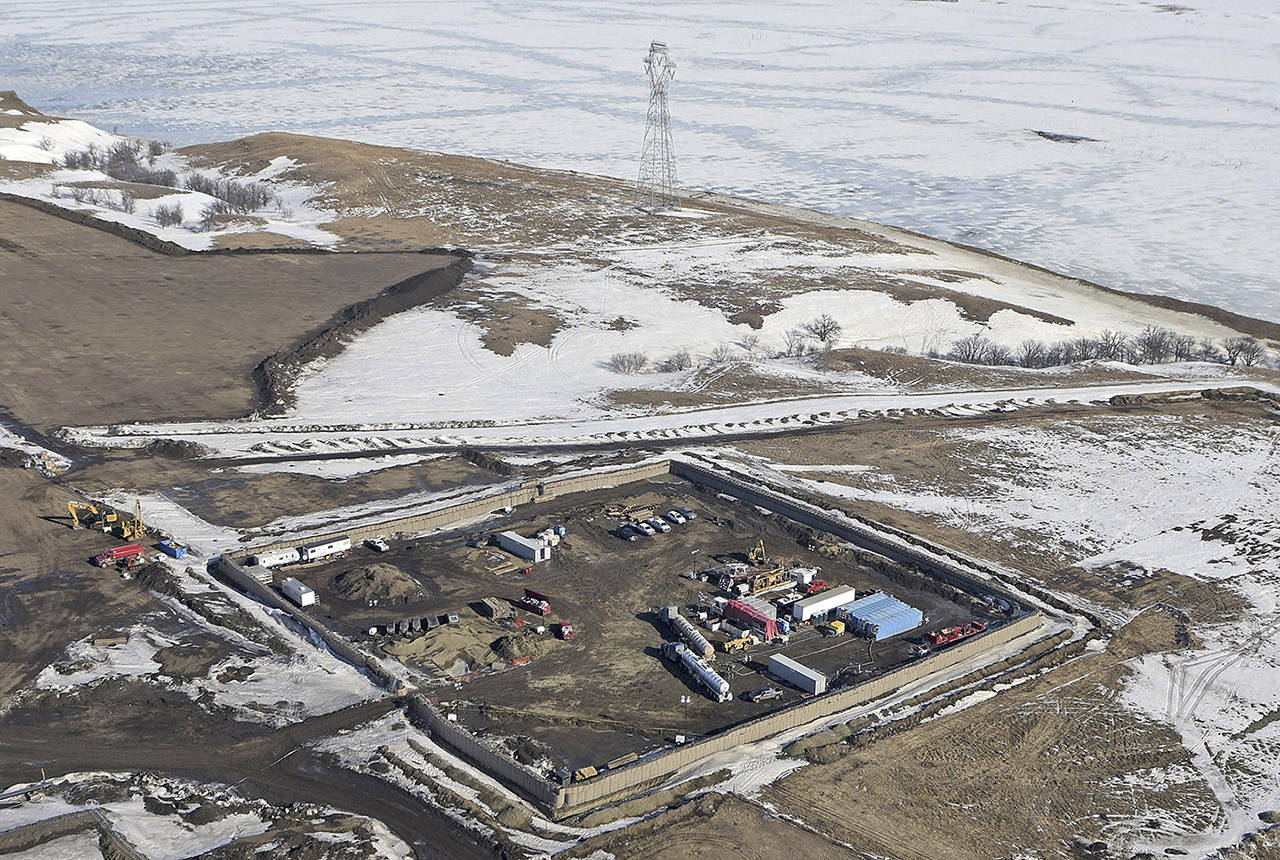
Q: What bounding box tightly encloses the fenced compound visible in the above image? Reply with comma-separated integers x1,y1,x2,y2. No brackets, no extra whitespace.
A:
214,454,1053,816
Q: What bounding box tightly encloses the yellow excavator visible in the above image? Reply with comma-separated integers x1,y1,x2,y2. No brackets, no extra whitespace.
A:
67,502,116,532
748,539,768,566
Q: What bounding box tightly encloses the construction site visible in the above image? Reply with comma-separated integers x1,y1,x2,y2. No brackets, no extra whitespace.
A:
203,460,1034,804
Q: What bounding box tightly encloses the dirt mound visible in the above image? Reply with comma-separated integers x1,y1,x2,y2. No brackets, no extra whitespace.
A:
491,633,553,663
334,564,423,604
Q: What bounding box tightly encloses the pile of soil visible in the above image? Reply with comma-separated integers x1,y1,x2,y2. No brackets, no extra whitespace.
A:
334,564,424,604
491,633,553,663
378,617,551,675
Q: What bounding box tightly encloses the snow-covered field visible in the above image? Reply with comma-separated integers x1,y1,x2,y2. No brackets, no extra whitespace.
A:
0,114,338,249
1,1,1276,322
65,377,1276,459
726,411,1280,851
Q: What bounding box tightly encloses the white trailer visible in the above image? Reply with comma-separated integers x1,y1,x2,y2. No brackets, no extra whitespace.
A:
281,577,316,607
498,531,551,562
249,547,301,569
299,535,351,563
768,654,827,695
792,584,857,622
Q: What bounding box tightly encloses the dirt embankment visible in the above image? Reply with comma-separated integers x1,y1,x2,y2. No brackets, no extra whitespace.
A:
251,252,472,415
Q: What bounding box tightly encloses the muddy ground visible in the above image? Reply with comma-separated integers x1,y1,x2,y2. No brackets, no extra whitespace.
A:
0,199,457,430
68,450,502,531
284,477,988,771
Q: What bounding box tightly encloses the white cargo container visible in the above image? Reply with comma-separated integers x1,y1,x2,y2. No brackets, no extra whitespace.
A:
792,584,857,622
299,536,351,563
768,654,827,695
281,577,316,607
498,531,551,562
249,547,301,569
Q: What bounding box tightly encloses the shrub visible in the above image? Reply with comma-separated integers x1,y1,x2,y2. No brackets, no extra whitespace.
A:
606,352,648,374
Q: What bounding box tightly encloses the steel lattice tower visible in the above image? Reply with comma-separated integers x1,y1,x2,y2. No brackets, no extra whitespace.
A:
637,41,679,212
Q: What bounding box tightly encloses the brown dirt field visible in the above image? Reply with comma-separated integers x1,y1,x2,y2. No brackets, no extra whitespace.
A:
0,91,58,129
56,178,177,200
0,198,455,430
762,612,1222,859
67,452,497,530
569,792,855,859
0,466,155,703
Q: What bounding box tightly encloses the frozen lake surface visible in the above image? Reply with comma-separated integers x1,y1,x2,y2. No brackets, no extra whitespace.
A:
2,0,1277,321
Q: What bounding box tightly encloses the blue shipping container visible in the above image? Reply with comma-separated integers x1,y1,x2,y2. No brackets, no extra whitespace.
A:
159,539,188,558
839,592,922,641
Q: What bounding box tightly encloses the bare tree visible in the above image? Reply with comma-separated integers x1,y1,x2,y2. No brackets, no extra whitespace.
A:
948,334,998,365
1135,325,1173,364
1071,337,1099,361
709,343,738,364
1223,336,1264,366
802,314,842,348
119,192,136,214
606,352,648,374
1016,339,1045,368
1197,337,1223,363
1170,333,1197,362
154,202,184,227
1096,330,1129,361
37,136,54,152
658,349,692,372
783,329,810,358
739,334,761,358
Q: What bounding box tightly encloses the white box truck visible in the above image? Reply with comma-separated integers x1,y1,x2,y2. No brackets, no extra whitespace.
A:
281,577,316,607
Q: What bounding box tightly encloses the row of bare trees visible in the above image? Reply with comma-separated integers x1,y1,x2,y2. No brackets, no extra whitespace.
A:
945,325,1266,368
61,141,276,225
606,314,845,374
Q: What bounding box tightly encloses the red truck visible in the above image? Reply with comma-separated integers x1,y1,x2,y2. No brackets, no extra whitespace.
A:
927,621,988,647
93,543,145,568
517,587,551,617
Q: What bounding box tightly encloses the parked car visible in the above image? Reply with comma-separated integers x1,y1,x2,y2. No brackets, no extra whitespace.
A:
632,520,657,536
676,507,697,520
647,517,672,533
365,538,390,553
665,510,686,525
744,686,782,703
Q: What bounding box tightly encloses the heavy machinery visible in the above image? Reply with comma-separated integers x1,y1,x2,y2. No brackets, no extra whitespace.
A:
722,636,751,654
748,539,768,566
67,502,117,532
927,620,988,647
114,499,148,541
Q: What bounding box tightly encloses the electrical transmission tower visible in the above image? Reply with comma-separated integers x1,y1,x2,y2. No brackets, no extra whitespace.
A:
637,40,679,212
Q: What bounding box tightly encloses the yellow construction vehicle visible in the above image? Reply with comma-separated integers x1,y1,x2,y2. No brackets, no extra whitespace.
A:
747,566,790,595
67,502,97,529
115,499,148,541
722,636,751,654
67,502,117,532
747,539,768,566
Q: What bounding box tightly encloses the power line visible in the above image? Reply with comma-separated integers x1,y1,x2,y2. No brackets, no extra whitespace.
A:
637,40,679,212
